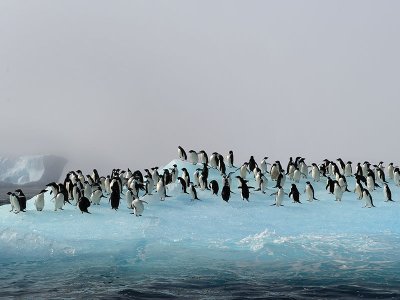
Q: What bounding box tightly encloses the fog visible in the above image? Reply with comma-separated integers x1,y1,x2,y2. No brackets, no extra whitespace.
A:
1,0,399,175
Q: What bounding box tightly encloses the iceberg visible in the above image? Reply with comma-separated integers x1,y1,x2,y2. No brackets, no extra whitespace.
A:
0,156,399,298
0,155,67,185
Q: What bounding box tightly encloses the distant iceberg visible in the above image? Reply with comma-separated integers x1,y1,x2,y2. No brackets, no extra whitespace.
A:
0,155,67,185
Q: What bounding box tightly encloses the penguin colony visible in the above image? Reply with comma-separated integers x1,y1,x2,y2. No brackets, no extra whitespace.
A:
6,147,398,216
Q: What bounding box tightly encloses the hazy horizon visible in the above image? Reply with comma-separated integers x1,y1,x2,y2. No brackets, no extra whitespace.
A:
1,0,400,175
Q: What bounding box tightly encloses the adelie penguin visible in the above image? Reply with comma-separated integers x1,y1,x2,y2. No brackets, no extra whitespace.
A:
178,146,187,161
188,150,199,165
15,189,27,212
177,177,189,194
209,180,219,196
289,184,301,204
270,186,286,207
131,198,148,216
189,183,200,201
109,181,121,210
226,150,234,168
236,176,252,202
383,183,394,202
362,188,375,208
7,192,20,213
35,190,47,211
78,196,91,214
221,182,233,202
304,182,318,201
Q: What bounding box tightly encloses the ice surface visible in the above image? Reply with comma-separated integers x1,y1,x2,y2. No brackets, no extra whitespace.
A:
1,158,400,297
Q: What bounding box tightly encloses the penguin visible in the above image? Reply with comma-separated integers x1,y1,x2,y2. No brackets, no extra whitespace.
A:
362,189,375,208
394,168,400,186
310,163,320,182
236,176,252,201
338,175,351,192
218,154,226,175
83,182,92,199
193,169,201,187
326,177,335,194
270,163,280,181
181,168,190,187
209,180,219,195
15,189,27,212
260,157,269,174
34,189,47,211
177,177,189,194
7,192,20,213
178,146,187,160
248,156,257,173
54,191,65,211
376,168,388,184
304,181,318,201
270,186,286,207
292,167,301,183
209,152,219,169
104,176,111,194
240,163,249,180
255,171,267,194
78,196,91,214
333,180,343,201
163,169,172,185
144,175,154,196
354,179,364,200
199,173,209,191
337,158,346,172
151,167,160,186
355,163,363,176
188,150,199,165
274,172,286,188
344,161,353,177
289,184,301,203
387,163,394,180
156,177,169,200
189,183,199,201
125,188,135,208
91,189,106,205
221,182,233,202
226,150,234,168
131,198,148,216
170,164,178,183
198,150,209,165
383,183,394,202
109,182,121,210
366,171,380,192
72,184,82,206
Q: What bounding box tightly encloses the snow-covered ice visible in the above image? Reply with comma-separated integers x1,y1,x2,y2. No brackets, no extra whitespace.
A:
1,158,400,298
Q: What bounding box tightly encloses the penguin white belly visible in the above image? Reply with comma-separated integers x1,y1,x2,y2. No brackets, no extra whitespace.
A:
366,177,374,192
35,194,45,211
55,194,64,211
306,186,313,201
132,199,144,216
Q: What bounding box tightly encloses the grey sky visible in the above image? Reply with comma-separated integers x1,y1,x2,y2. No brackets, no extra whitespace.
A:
1,0,399,175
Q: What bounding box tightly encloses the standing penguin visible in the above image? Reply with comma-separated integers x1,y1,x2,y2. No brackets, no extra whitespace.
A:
387,163,394,180
270,163,280,181
209,180,219,195
198,150,209,165
125,188,135,208
156,177,169,200
354,179,364,200
326,177,335,194
236,176,252,202
178,146,187,160
188,150,199,165
270,186,286,207
91,188,106,205
35,189,47,211
221,183,232,202
109,181,121,210
131,198,148,216
304,182,318,201
177,177,189,194
189,183,200,201
181,168,190,187
248,156,258,174
344,161,353,177
289,184,301,203
15,189,27,212
78,196,91,214
7,192,20,213
333,180,343,201
383,183,394,202
226,150,234,168
362,189,375,208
